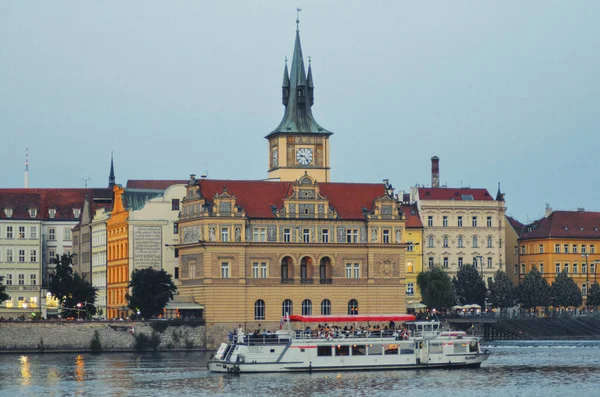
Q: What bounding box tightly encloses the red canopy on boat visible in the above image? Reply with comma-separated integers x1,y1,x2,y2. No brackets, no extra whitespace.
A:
287,314,416,323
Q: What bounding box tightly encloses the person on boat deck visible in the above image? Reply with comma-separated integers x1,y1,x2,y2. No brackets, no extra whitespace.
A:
237,325,245,343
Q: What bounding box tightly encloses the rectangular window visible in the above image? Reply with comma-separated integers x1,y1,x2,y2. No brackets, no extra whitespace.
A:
6,249,13,262
5,274,12,285
353,263,360,278
221,262,230,278
30,249,37,262
173,223,178,234
171,199,180,210
487,216,492,227
346,263,352,278
539,264,544,274
64,227,71,241
554,244,560,253
488,257,493,268
252,263,259,278
581,245,587,254
321,229,329,243
303,229,310,243
383,230,390,244
521,245,525,255
406,242,414,252
591,245,596,254
564,263,569,274
30,274,37,285
582,263,587,275
428,257,434,269
48,228,56,241
521,264,526,274
406,282,414,296
221,227,229,242
18,250,25,262
261,263,267,278
592,263,596,275
18,274,25,285
442,216,448,227
472,216,478,227
443,257,448,268
427,216,433,227
582,284,588,296
539,244,544,254
556,263,560,274
6,226,13,239
283,228,291,243
458,257,463,268
564,244,569,253
29,226,37,239
457,216,463,227
573,263,578,274
346,229,358,243
18,226,25,239
572,244,578,254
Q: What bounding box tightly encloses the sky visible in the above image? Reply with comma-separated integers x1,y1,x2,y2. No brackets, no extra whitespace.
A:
1,1,599,223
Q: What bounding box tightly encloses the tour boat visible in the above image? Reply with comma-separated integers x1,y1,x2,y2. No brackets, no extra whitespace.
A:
207,314,490,373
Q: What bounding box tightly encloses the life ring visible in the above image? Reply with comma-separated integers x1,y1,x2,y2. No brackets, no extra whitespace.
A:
128,326,135,335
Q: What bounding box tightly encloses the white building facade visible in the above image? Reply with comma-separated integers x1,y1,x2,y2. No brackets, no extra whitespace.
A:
91,208,109,316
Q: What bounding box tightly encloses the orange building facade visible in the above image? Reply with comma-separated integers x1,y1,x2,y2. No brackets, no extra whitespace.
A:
517,210,600,302
106,186,130,319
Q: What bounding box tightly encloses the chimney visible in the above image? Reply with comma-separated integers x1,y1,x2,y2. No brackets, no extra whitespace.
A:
431,156,439,188
545,203,553,218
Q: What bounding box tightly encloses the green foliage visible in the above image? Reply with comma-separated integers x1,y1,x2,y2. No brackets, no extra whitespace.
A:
416,267,455,310
90,330,103,354
134,331,162,352
586,281,600,308
453,265,487,308
150,321,170,333
48,254,98,318
519,267,551,311
126,268,177,319
185,338,194,349
488,270,517,311
551,270,583,308
0,275,9,303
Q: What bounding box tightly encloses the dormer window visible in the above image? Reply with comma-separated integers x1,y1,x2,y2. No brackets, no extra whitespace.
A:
4,208,13,218
28,208,38,218
49,208,56,219
73,208,81,219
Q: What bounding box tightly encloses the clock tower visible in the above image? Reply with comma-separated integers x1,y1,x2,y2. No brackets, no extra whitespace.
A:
266,19,332,182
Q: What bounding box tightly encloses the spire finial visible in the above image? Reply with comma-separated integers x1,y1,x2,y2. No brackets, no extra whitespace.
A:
109,150,116,188
308,56,311,65
285,55,288,64
296,7,302,32
24,148,30,188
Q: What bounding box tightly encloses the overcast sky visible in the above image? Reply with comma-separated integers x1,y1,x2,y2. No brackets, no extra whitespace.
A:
1,1,599,223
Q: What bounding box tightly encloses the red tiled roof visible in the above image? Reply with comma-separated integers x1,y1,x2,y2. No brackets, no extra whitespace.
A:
401,205,423,228
0,188,112,221
506,215,524,235
418,187,493,201
127,180,187,189
187,179,388,220
520,211,600,240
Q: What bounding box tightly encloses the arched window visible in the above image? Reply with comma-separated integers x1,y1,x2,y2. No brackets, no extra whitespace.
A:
458,236,464,248
487,236,493,248
281,257,289,280
282,299,293,316
348,299,359,315
427,235,434,248
302,299,312,315
301,257,308,280
254,300,265,320
443,235,449,248
472,236,478,248
321,299,331,315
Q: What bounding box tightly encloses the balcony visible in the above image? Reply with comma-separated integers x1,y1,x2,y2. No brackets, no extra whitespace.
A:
300,278,314,284
280,278,295,284
319,278,333,284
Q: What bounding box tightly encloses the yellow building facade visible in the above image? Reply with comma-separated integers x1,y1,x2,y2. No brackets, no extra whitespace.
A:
106,185,129,319
402,205,424,302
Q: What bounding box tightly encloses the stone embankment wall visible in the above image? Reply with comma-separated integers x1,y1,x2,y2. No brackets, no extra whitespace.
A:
0,321,206,353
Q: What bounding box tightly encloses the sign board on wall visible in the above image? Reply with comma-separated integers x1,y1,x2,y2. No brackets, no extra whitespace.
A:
133,226,162,269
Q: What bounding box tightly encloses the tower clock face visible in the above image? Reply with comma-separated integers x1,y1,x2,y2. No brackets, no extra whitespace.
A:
296,148,313,165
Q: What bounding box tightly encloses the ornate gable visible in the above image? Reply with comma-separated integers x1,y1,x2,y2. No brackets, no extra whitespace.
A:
276,173,338,219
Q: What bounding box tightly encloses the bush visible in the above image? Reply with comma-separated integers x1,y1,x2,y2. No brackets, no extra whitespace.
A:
149,321,169,333
90,330,103,354
134,331,162,352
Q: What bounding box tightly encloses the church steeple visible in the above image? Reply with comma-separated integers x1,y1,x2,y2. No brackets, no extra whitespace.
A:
268,20,331,137
108,151,115,188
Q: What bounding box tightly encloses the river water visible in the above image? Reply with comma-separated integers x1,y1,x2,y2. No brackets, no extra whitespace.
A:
0,341,599,397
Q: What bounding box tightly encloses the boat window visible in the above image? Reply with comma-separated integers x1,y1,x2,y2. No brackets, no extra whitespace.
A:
469,342,478,353
317,346,333,357
429,342,443,354
335,345,350,356
351,345,366,356
454,343,468,354
384,344,399,355
368,344,383,355
399,343,414,355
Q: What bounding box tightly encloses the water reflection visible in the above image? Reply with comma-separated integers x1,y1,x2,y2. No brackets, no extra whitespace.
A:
19,355,31,386
75,354,85,382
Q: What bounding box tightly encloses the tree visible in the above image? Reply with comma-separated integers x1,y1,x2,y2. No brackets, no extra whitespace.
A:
126,268,177,319
488,270,517,313
0,275,9,303
416,267,455,310
48,254,97,318
518,267,551,312
587,281,600,309
551,270,583,309
453,264,487,308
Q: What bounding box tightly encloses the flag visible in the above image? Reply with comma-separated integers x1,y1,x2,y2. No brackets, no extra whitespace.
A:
280,317,285,330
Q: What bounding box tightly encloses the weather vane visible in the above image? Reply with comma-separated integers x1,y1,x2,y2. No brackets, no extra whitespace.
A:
296,7,302,31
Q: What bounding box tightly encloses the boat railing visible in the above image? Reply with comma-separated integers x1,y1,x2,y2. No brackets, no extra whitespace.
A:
242,334,292,346
292,330,405,341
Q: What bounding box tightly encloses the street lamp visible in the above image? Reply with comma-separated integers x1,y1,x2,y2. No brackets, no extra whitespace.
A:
582,253,590,304
76,302,83,320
